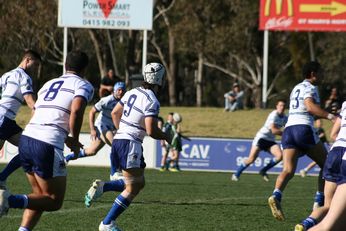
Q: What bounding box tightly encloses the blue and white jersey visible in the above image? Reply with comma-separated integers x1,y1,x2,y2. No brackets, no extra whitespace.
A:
254,110,287,142
114,87,160,143
0,67,34,120
94,94,120,130
286,80,320,128
332,101,346,149
22,73,94,149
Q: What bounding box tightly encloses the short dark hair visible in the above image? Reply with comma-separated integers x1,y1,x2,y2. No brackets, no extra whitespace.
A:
65,50,89,72
276,99,286,105
302,61,322,79
22,49,41,62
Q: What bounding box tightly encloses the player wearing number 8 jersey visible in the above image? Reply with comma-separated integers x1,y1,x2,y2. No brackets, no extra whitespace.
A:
268,61,336,223
87,63,171,231
0,51,94,231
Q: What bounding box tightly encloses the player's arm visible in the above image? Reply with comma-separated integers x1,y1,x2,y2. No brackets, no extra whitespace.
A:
66,96,87,155
145,116,171,144
88,106,98,140
270,123,283,136
304,98,335,121
23,93,36,111
330,116,341,142
111,103,123,130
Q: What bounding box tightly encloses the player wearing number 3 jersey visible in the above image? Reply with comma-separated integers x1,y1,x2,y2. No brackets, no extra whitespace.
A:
0,51,94,231
268,61,336,224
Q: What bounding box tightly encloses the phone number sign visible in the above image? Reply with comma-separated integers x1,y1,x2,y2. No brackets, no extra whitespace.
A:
259,0,346,31
58,0,153,30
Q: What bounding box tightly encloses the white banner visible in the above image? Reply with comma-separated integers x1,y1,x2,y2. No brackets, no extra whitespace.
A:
58,0,154,30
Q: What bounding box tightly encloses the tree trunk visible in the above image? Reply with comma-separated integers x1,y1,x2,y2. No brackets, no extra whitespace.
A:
168,29,176,106
196,52,203,107
88,30,106,78
106,30,120,77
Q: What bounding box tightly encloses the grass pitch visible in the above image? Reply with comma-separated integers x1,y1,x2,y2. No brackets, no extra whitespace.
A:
1,165,319,231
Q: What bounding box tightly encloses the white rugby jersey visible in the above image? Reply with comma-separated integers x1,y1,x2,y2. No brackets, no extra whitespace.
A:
94,94,120,128
114,87,160,143
332,101,346,148
286,80,320,127
0,67,34,120
22,73,94,149
255,110,287,142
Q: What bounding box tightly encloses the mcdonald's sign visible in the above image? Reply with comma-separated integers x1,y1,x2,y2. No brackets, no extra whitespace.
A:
259,0,346,31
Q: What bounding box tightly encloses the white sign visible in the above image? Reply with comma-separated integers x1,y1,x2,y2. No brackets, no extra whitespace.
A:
58,0,154,30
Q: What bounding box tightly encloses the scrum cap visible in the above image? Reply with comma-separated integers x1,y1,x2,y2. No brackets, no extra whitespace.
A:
143,63,165,86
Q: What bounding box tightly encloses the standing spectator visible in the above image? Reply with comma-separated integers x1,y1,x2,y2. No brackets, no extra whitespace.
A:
0,51,94,231
99,69,120,98
0,49,41,188
84,62,171,231
224,83,244,111
324,87,341,114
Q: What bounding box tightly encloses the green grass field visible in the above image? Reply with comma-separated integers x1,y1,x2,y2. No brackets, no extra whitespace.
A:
1,165,320,231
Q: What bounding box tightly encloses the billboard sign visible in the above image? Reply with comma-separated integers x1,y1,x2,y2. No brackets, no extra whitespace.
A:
58,0,154,30
156,137,321,175
259,0,346,31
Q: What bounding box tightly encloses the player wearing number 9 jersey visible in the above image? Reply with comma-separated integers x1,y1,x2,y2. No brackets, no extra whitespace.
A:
86,63,171,231
268,61,336,225
0,51,94,231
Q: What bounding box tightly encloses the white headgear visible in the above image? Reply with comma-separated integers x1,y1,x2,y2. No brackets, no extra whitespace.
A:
143,63,165,86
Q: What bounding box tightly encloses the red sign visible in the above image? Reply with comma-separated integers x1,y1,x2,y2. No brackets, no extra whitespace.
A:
259,0,346,31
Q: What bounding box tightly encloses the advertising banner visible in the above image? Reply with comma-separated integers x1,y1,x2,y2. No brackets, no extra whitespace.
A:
156,137,321,175
58,0,153,30
259,0,346,31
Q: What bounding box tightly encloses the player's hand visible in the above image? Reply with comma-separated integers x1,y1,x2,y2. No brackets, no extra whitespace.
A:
65,136,83,156
90,129,97,141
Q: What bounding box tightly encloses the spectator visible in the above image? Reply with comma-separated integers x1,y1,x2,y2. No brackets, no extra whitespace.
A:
224,83,244,111
99,69,120,98
324,87,341,114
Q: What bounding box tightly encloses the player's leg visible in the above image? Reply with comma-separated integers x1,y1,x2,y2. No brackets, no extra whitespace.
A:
99,168,144,230
259,143,282,179
232,145,260,181
268,148,299,221
0,128,23,185
296,147,341,230
100,130,114,147
310,184,346,231
160,146,169,171
22,174,66,230
307,142,328,209
99,140,145,230
300,161,317,178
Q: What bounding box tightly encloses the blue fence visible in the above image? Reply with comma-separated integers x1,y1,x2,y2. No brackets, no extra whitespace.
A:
156,137,322,175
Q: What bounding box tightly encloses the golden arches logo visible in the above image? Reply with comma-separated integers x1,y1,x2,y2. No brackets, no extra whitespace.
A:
264,0,293,16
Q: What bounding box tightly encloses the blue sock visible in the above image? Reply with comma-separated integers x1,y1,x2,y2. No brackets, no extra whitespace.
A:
18,227,31,231
235,162,249,177
301,217,317,229
260,159,279,174
0,154,21,181
65,150,86,162
103,180,125,192
314,191,324,206
8,194,28,209
103,194,131,225
272,189,282,202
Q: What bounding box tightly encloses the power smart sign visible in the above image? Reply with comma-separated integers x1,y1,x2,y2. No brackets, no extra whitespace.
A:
259,0,346,31
58,0,153,30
